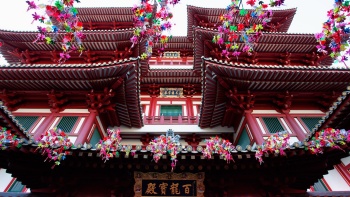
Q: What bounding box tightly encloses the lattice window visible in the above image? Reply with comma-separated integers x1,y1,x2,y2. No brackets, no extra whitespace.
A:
262,117,284,134
14,116,39,131
237,127,250,149
89,127,102,146
301,117,322,131
8,179,25,192
160,105,182,117
56,116,78,133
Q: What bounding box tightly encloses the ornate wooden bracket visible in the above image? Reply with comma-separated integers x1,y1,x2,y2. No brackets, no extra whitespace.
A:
185,133,201,147
84,49,98,63
242,51,259,64
47,90,68,113
273,91,293,112
183,83,196,97
303,52,327,66
86,87,116,113
148,83,160,97
7,49,39,64
140,133,153,146
278,51,291,65
0,89,22,111
317,91,338,112
114,47,133,61
225,88,255,113
50,50,59,63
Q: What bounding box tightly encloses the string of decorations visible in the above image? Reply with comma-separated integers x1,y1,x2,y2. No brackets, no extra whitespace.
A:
315,0,350,66
26,0,84,63
96,128,122,162
131,0,181,60
212,0,278,59
149,134,181,172
36,127,74,169
255,131,290,164
202,136,235,163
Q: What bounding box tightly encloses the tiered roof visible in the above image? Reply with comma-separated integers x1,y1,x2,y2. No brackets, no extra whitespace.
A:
199,58,350,128
0,59,143,128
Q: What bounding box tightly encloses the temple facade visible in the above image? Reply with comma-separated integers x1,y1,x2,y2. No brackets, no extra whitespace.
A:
0,5,350,197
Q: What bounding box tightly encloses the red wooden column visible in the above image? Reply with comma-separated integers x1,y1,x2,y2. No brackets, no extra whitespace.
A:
75,110,97,145
148,96,157,117
244,110,264,145
186,97,193,117
33,113,56,141
282,110,306,140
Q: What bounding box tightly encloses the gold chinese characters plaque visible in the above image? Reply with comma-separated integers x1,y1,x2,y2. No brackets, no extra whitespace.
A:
134,172,205,197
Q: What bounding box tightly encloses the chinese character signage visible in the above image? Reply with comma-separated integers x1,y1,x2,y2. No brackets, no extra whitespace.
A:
134,172,205,197
160,88,183,98
142,180,196,196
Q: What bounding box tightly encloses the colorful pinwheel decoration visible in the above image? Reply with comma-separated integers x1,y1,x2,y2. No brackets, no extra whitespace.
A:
36,127,74,168
213,0,274,60
131,0,180,60
202,136,235,163
26,0,84,63
315,0,350,67
255,131,290,164
0,126,21,150
149,134,181,172
96,128,122,162
306,128,350,154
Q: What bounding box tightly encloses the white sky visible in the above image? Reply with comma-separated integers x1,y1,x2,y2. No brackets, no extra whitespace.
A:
0,0,337,64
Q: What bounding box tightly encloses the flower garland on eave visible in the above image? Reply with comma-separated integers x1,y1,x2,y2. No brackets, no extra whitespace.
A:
96,128,122,162
26,0,84,63
305,128,350,154
202,136,235,163
36,127,74,169
254,131,290,164
254,128,350,163
131,0,180,60
149,134,181,172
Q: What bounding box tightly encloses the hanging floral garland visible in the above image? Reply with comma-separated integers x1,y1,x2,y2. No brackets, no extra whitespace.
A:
0,126,21,150
96,128,122,162
36,127,74,168
213,0,277,59
202,136,235,163
149,134,181,172
255,131,290,164
315,1,350,66
306,128,350,154
131,0,180,60
26,0,84,63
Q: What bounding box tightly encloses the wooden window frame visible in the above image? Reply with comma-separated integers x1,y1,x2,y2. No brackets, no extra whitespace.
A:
253,114,297,137
292,114,324,133
51,113,89,136
12,113,49,134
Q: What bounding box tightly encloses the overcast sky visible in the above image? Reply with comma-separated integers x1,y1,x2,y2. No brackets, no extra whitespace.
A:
0,0,337,64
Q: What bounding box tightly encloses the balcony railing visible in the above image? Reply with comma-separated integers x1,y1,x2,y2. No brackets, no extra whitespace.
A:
143,115,199,125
